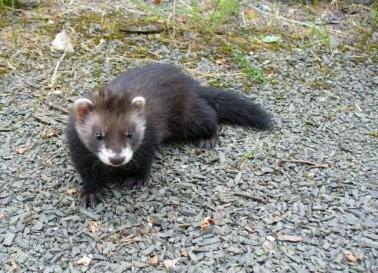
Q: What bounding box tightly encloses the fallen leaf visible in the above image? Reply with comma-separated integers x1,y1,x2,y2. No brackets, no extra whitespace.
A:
15,146,30,154
8,254,18,270
180,248,188,257
276,234,303,242
40,127,63,139
88,221,99,233
343,250,358,263
262,241,274,252
51,30,74,52
215,59,224,65
288,8,296,15
213,206,227,225
214,59,230,69
66,187,79,195
150,255,158,266
147,216,158,227
77,256,91,266
244,226,255,234
200,216,215,231
163,259,178,271
245,8,257,19
46,128,62,138
119,234,141,245
259,35,282,43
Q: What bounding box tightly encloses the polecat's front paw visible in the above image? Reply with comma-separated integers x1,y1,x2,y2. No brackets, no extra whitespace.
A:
81,187,102,208
124,177,147,189
197,137,217,149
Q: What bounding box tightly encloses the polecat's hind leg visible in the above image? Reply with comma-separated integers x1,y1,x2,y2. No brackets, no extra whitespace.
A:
124,176,147,189
197,137,217,149
182,98,218,149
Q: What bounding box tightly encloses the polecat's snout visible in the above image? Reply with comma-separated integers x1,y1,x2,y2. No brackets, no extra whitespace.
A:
97,145,134,166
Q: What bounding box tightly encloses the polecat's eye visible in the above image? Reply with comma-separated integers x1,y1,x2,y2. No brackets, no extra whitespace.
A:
126,133,133,139
95,133,104,141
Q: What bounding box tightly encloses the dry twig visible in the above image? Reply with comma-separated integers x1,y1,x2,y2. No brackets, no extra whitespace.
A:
45,102,69,114
50,52,66,89
249,4,344,36
232,192,266,203
119,28,165,34
278,159,330,168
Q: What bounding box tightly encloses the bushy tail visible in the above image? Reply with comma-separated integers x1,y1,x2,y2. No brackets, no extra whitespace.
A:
198,87,273,130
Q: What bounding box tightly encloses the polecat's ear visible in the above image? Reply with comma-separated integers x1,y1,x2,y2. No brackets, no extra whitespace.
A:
73,98,94,121
131,96,145,113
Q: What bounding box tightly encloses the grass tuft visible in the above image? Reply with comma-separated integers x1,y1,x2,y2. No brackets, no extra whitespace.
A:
232,49,267,83
0,0,376,91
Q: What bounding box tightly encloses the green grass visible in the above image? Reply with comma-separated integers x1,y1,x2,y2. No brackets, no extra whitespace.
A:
311,24,330,49
178,0,240,33
1,0,375,91
210,0,239,26
243,150,255,160
0,68,7,77
232,49,267,83
0,0,18,7
369,131,378,138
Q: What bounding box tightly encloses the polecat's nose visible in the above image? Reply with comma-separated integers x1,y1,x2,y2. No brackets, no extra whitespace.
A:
109,156,125,166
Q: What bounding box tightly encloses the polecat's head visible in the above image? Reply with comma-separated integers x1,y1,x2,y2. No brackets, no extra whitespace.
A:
72,91,146,167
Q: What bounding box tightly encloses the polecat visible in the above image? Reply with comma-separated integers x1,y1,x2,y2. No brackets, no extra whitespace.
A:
66,63,272,207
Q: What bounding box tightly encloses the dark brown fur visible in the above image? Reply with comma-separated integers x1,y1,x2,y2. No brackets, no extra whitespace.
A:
66,63,273,207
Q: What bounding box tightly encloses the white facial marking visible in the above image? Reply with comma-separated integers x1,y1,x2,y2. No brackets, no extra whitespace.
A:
98,146,117,166
97,145,133,166
120,146,133,165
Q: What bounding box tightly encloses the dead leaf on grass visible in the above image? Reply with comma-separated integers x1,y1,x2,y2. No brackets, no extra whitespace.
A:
215,58,230,67
44,128,62,138
51,30,74,52
245,8,257,19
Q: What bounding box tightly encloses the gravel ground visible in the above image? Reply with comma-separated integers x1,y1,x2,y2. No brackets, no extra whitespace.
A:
0,1,377,272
